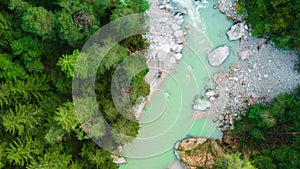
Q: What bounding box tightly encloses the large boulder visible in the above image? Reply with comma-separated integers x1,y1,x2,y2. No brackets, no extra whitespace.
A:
208,45,230,66
192,96,211,111
226,22,246,41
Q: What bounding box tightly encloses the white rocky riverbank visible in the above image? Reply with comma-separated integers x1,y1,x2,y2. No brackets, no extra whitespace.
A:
135,0,190,119
193,0,300,131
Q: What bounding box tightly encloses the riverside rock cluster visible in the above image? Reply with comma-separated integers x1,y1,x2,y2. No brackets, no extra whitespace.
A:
194,1,300,131
214,0,241,21
144,0,190,96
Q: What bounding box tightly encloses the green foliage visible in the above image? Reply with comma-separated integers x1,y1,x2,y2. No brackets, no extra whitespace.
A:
80,142,118,169
215,153,256,169
271,145,300,169
0,13,13,52
55,11,85,46
54,101,79,132
0,54,28,80
8,0,31,14
253,155,276,169
27,151,72,169
22,7,55,38
0,76,49,107
57,50,79,78
243,0,300,49
0,0,150,168
227,88,300,169
6,137,42,166
10,36,44,72
44,126,66,145
2,104,41,135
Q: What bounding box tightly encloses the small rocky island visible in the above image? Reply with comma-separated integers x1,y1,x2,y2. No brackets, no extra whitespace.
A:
175,137,225,169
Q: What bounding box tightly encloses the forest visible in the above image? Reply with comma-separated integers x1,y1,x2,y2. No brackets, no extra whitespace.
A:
214,87,300,169
239,0,300,50
0,0,150,168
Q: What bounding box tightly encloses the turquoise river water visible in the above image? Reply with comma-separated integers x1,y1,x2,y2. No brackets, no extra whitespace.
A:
119,0,238,168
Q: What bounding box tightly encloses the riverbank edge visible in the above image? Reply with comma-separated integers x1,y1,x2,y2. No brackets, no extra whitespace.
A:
176,0,300,168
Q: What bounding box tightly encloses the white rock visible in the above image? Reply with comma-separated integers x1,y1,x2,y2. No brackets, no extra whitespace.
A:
176,19,184,25
171,44,183,53
111,155,127,164
239,50,252,60
174,30,184,39
192,98,211,111
205,90,216,98
159,17,169,23
226,23,246,41
208,45,230,67
174,53,183,60
171,23,181,31
184,24,191,30
180,8,188,15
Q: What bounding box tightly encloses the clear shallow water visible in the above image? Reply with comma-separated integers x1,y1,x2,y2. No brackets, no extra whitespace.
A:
119,0,238,168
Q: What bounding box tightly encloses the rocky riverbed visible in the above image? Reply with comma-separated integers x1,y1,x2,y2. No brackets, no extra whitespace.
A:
133,0,190,119
193,0,300,131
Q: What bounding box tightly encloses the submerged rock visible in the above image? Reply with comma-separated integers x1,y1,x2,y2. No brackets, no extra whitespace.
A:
226,22,246,41
208,45,230,66
175,137,225,169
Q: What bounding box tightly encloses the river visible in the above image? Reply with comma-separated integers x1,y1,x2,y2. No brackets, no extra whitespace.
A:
119,0,238,168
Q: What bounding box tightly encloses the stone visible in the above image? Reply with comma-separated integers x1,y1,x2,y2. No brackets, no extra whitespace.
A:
159,17,169,23
205,90,216,98
238,50,252,60
180,8,188,15
226,23,246,41
208,45,230,66
174,30,184,39
111,155,127,164
192,97,211,111
184,24,191,30
171,23,181,30
176,18,184,25
176,38,185,44
171,44,183,53
229,65,238,71
159,4,166,10
174,53,183,60
212,116,219,123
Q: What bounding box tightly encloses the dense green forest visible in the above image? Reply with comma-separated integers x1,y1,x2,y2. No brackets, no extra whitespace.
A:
0,0,150,168
215,88,300,169
239,0,300,50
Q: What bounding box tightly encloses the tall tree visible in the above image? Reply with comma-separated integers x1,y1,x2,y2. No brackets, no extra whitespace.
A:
22,6,55,38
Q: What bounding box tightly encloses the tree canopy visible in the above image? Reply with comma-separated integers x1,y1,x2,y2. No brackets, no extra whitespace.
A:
0,0,150,168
